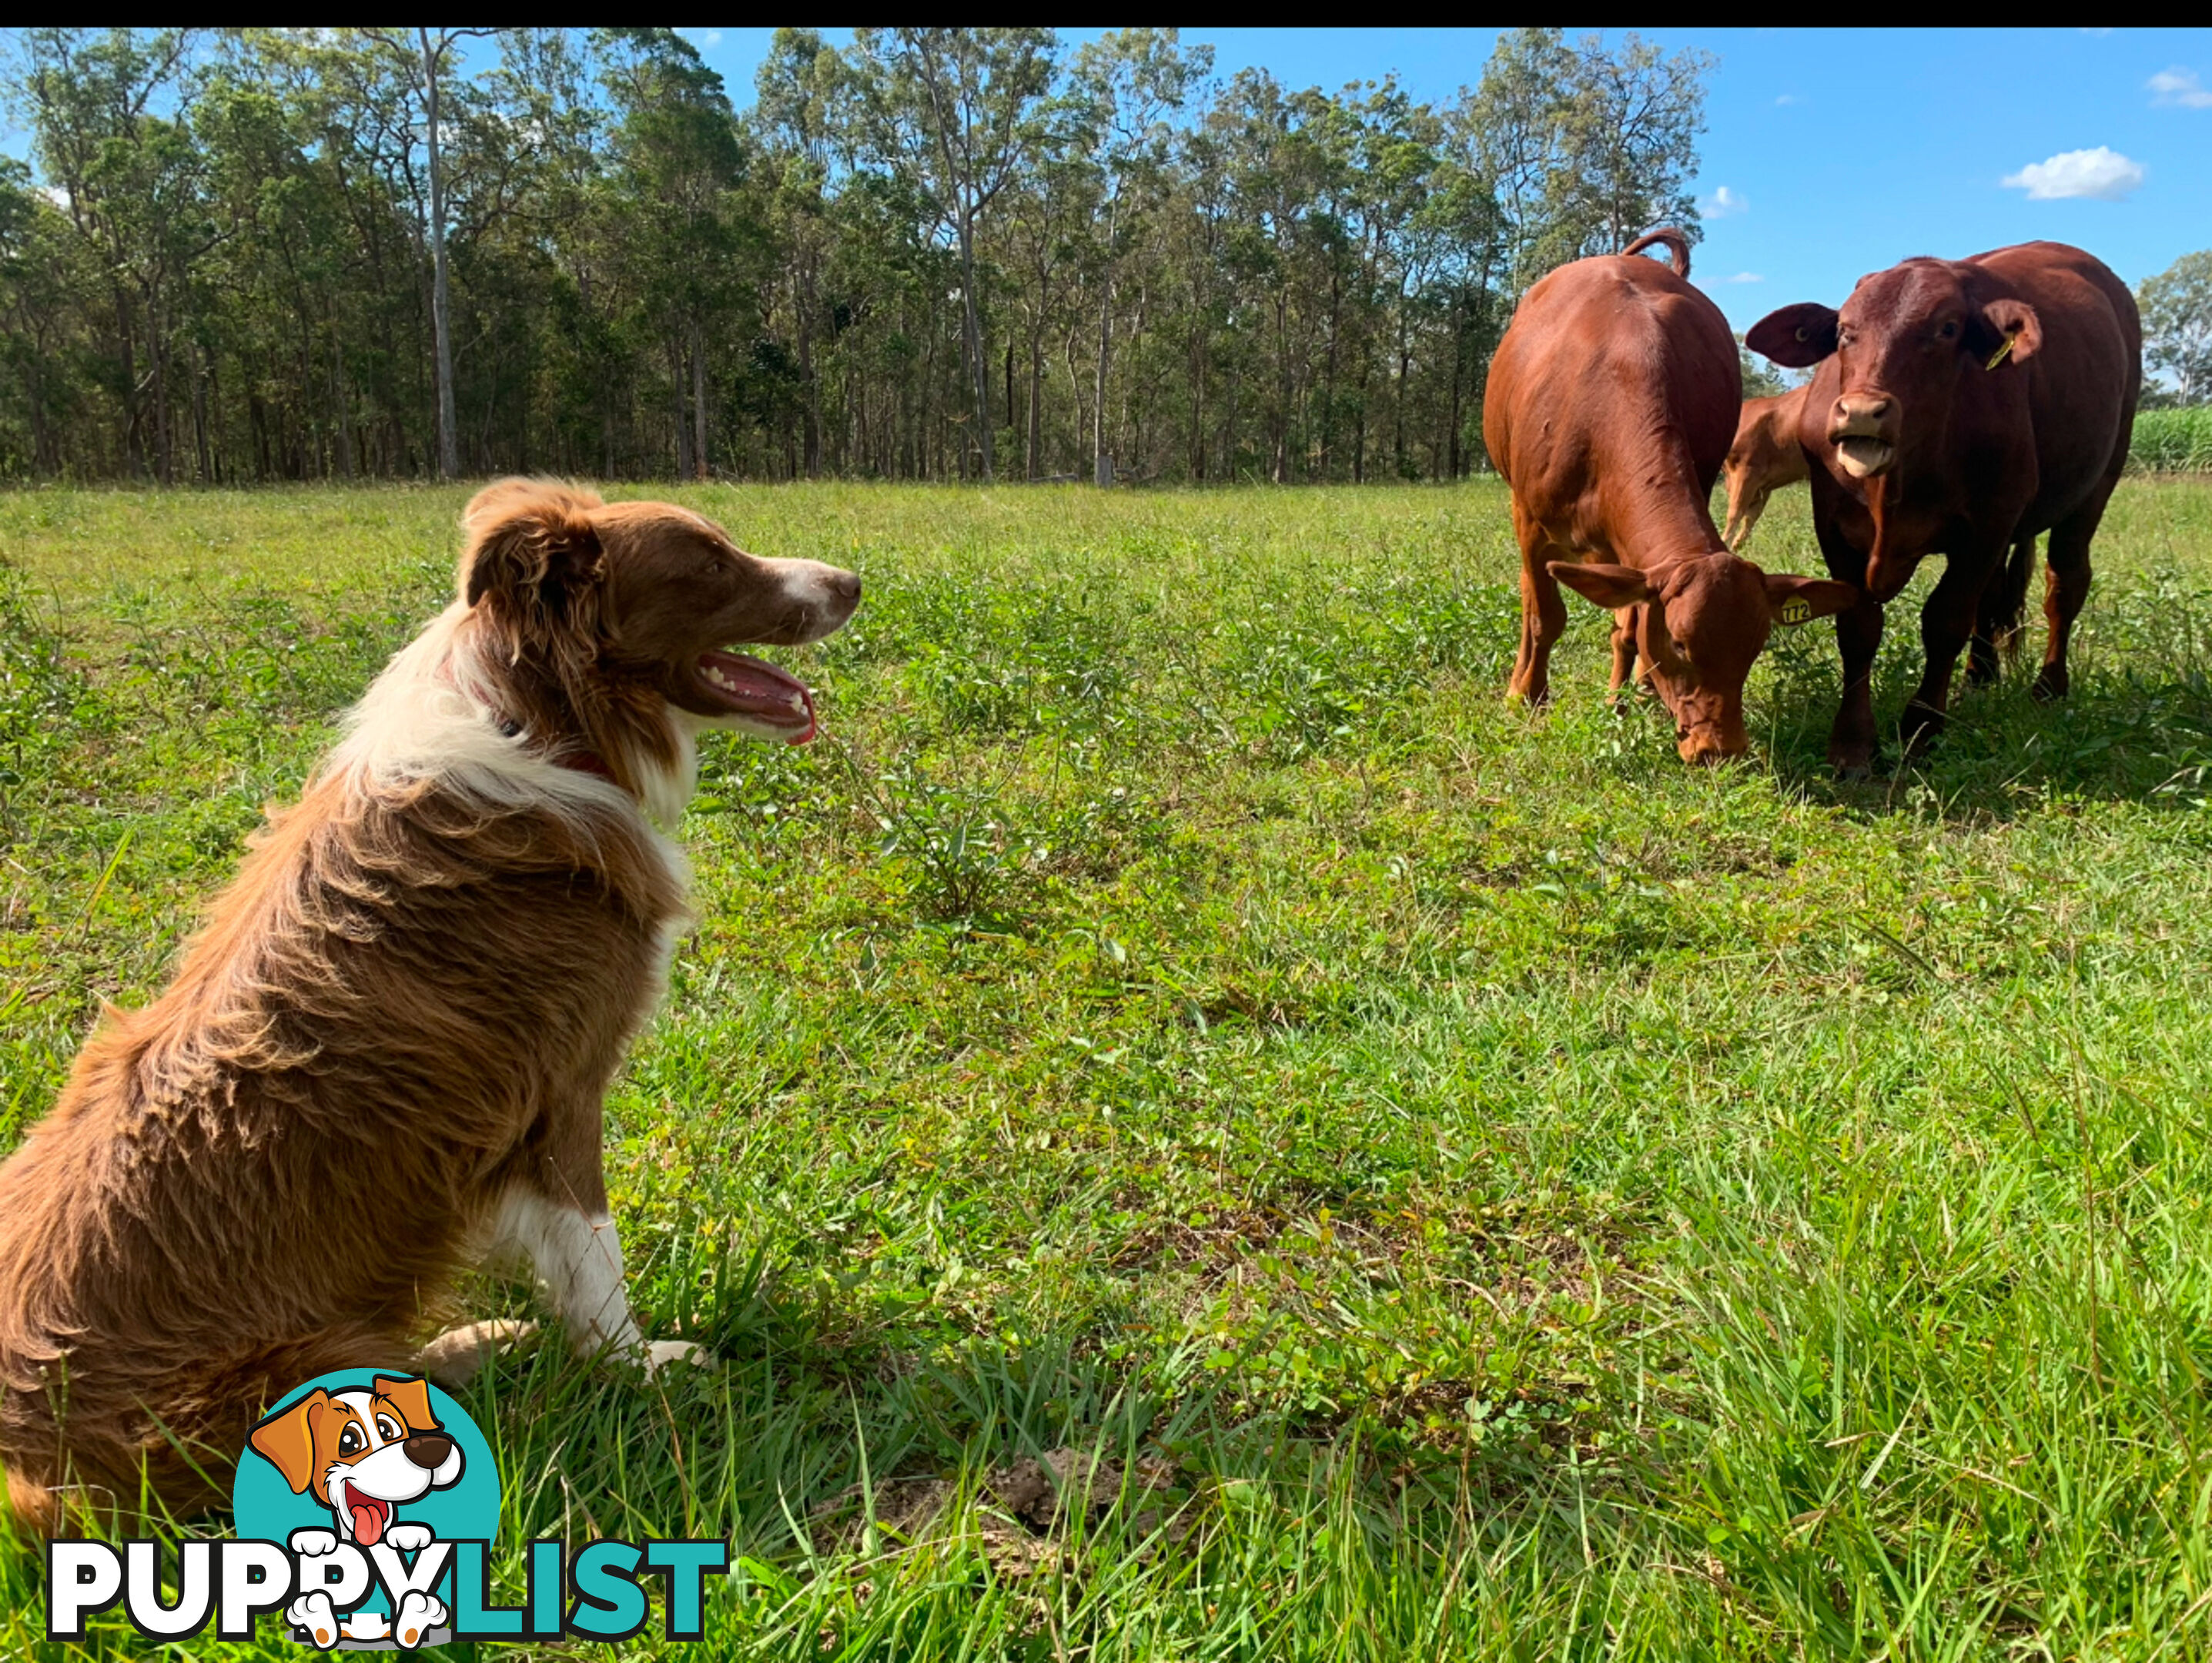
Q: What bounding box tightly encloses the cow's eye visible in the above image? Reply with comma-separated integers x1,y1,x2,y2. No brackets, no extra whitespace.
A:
338,1424,362,1455
1938,320,1959,340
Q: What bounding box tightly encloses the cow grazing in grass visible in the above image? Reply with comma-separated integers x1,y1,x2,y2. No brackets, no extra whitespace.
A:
1722,385,1812,550
1484,229,1856,764
1748,240,2140,775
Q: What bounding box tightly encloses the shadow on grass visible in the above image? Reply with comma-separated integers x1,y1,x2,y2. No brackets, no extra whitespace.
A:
1755,651,2212,824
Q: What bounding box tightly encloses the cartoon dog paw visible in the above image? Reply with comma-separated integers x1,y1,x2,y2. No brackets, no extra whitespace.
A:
339,1610,390,1643
393,1589,449,1649
384,1521,434,1553
289,1527,339,1558
286,1591,341,1650
644,1338,713,1376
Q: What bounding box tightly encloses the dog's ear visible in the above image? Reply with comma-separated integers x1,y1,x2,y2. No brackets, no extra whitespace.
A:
249,1389,327,1495
372,1375,440,1434
459,478,606,618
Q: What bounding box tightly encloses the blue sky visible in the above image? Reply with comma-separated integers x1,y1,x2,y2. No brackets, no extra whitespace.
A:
678,26,2212,333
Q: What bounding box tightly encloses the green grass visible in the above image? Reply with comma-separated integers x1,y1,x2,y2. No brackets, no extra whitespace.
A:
3,477,2212,1659
2133,407,2212,473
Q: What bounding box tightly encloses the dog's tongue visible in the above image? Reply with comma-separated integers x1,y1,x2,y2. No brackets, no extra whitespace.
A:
698,650,817,745
351,1494,387,1546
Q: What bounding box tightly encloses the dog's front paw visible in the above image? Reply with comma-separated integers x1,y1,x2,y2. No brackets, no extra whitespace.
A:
287,1591,341,1650
383,1521,434,1554
644,1338,714,1377
393,1589,449,1650
289,1527,339,1558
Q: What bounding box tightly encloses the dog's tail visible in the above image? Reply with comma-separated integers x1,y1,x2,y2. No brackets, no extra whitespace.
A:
4,1466,63,1538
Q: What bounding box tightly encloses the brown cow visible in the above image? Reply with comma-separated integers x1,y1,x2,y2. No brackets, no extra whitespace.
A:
1748,240,2140,775
1722,384,1812,549
1484,229,1856,763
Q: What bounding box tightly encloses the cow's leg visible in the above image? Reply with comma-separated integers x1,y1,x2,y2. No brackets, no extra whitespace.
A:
1900,554,1993,757
1969,535,2038,687
1508,501,1568,706
1608,606,1641,694
2034,484,2113,702
1816,518,1883,778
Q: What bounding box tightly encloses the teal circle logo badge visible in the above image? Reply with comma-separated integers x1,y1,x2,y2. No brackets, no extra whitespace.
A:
233,1370,500,1651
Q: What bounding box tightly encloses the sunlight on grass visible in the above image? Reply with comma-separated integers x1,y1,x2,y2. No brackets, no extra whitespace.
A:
2,479,2210,1657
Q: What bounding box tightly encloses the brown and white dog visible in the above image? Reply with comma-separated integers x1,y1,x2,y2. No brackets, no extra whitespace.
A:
0,480,859,1531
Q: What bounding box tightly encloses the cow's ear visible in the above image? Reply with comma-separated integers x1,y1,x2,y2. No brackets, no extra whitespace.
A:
1746,303,1839,368
1971,298,2041,369
1763,572,1859,627
1550,561,1655,610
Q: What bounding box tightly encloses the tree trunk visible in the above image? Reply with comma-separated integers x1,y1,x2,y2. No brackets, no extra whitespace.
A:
1093,283,1112,487
957,218,992,480
691,320,710,480
423,31,460,481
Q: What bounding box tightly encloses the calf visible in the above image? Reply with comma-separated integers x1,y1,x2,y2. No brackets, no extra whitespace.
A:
1748,240,2139,774
1484,229,1855,763
1722,385,1812,550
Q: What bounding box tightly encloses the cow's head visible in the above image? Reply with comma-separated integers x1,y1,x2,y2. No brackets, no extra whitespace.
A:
1549,554,1856,765
1747,259,2039,483
1747,260,2038,599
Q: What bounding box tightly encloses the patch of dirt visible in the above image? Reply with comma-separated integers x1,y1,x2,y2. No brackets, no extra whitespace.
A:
809,1447,1186,1578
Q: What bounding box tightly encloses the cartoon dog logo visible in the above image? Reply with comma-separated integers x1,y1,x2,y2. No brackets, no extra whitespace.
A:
248,1374,463,1649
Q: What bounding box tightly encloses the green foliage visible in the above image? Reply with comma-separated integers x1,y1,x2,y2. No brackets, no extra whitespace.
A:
2131,405,2212,471
0,28,1715,490
6,478,2212,1656
2138,248,2212,405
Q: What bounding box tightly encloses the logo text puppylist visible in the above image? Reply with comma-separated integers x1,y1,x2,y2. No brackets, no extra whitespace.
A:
45,1370,731,1649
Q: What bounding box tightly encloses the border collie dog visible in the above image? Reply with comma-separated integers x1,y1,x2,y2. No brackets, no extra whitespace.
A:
0,480,858,1530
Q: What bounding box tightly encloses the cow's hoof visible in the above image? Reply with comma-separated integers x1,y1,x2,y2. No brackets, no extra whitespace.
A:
2031,665,2069,703
1899,704,1947,755
1833,762,1872,784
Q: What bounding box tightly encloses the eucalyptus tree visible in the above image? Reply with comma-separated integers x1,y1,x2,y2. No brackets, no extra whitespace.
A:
842,27,1054,480
360,28,494,480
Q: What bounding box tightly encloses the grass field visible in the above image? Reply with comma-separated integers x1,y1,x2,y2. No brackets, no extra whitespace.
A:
3,477,2212,1660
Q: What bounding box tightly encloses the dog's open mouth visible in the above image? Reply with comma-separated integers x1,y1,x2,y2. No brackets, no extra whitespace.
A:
336,1477,393,1546
696,650,817,745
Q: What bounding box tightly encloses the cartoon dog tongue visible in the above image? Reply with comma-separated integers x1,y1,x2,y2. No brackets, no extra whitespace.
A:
346,1486,390,1546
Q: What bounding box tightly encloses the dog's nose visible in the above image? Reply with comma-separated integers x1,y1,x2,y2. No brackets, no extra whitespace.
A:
403,1432,455,1470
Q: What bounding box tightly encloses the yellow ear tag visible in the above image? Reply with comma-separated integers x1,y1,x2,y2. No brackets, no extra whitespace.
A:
1779,594,1812,626
1984,335,2015,370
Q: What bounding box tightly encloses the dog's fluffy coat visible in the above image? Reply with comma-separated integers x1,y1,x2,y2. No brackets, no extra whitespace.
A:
0,480,857,1530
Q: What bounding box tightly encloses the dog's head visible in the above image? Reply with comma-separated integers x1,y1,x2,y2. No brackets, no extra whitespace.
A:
455,480,862,772
248,1375,463,1547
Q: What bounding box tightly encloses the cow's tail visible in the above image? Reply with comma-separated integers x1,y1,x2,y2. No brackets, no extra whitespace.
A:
1621,228,1691,279
1991,534,2038,662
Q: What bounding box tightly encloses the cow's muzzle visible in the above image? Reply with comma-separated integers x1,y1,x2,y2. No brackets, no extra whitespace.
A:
1828,393,1897,480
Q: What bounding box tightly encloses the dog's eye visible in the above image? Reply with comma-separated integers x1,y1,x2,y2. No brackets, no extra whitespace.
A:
376,1415,403,1442
338,1424,362,1455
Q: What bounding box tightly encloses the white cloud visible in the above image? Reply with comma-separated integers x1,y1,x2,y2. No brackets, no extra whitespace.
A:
1775,93,1803,106
2000,146,2146,202
1700,184,1748,218
41,184,69,209
2148,67,2212,109
701,28,723,46
1725,272,1765,284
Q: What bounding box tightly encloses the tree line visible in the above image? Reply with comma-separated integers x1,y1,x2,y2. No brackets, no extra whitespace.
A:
0,27,1718,487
